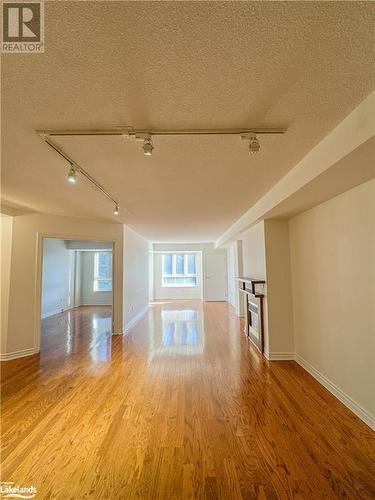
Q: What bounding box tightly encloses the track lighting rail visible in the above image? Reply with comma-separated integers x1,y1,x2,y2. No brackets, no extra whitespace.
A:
41,135,119,210
37,127,286,137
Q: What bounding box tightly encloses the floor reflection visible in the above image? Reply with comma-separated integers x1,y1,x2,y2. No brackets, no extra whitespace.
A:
90,315,112,362
148,303,205,360
41,306,113,363
66,310,73,355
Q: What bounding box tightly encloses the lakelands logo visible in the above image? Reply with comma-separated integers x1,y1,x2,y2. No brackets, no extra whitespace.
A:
0,481,37,498
2,1,44,53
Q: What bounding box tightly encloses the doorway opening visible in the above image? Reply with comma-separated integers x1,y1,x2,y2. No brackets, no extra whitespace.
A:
40,238,113,354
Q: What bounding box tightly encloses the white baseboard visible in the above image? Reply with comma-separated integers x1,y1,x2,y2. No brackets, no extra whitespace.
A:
42,304,111,319
295,354,375,431
41,304,77,319
123,306,148,334
265,351,295,360
41,307,63,319
0,347,38,361
80,303,112,307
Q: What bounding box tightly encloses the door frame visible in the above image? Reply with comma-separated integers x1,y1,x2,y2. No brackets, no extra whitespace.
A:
36,234,116,353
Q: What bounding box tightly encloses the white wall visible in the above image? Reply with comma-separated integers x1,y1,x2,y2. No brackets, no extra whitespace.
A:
149,247,154,301
289,179,374,423
1,214,13,354
80,251,112,306
3,213,123,357
123,226,150,331
41,238,73,318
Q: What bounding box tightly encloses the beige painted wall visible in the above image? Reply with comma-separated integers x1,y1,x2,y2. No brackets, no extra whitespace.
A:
1,214,13,353
241,222,266,279
289,179,375,417
264,219,294,354
4,214,123,355
240,222,269,352
123,226,150,329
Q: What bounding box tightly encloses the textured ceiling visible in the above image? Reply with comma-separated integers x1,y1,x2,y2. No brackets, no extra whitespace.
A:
2,1,375,241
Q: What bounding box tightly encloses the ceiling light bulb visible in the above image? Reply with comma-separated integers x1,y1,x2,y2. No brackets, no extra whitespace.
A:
143,136,153,156
249,134,260,154
67,164,78,183
113,203,119,215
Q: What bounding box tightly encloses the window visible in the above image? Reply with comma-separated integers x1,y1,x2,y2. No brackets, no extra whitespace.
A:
94,252,112,292
162,253,198,287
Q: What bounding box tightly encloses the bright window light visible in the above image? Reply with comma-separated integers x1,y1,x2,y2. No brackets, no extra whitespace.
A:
161,254,198,287
94,251,112,292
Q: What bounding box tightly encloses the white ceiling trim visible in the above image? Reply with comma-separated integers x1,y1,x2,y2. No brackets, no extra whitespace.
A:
215,91,375,248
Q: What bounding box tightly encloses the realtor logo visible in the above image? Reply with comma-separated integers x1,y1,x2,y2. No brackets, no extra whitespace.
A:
2,1,44,53
0,482,37,498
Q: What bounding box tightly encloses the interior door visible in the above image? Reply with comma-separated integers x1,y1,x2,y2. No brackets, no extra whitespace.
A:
204,253,227,301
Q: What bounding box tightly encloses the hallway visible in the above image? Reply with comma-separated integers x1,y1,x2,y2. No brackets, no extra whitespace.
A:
1,301,374,499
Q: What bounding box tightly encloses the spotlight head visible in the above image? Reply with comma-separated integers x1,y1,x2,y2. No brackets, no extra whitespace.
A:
113,203,119,215
143,136,153,156
249,134,260,154
67,164,78,184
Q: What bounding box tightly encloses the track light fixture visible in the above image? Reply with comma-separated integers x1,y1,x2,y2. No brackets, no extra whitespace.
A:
248,134,260,154
143,135,153,156
67,164,78,183
39,135,120,215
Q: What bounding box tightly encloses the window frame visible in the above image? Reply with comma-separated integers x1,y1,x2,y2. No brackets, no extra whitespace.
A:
93,251,113,292
161,253,198,288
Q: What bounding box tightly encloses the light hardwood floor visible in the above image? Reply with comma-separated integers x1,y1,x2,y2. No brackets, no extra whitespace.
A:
1,302,374,499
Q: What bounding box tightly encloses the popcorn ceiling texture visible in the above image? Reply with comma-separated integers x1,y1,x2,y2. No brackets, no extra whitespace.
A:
2,1,375,241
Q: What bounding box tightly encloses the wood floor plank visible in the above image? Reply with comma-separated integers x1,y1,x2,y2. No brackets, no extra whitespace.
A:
1,302,374,499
